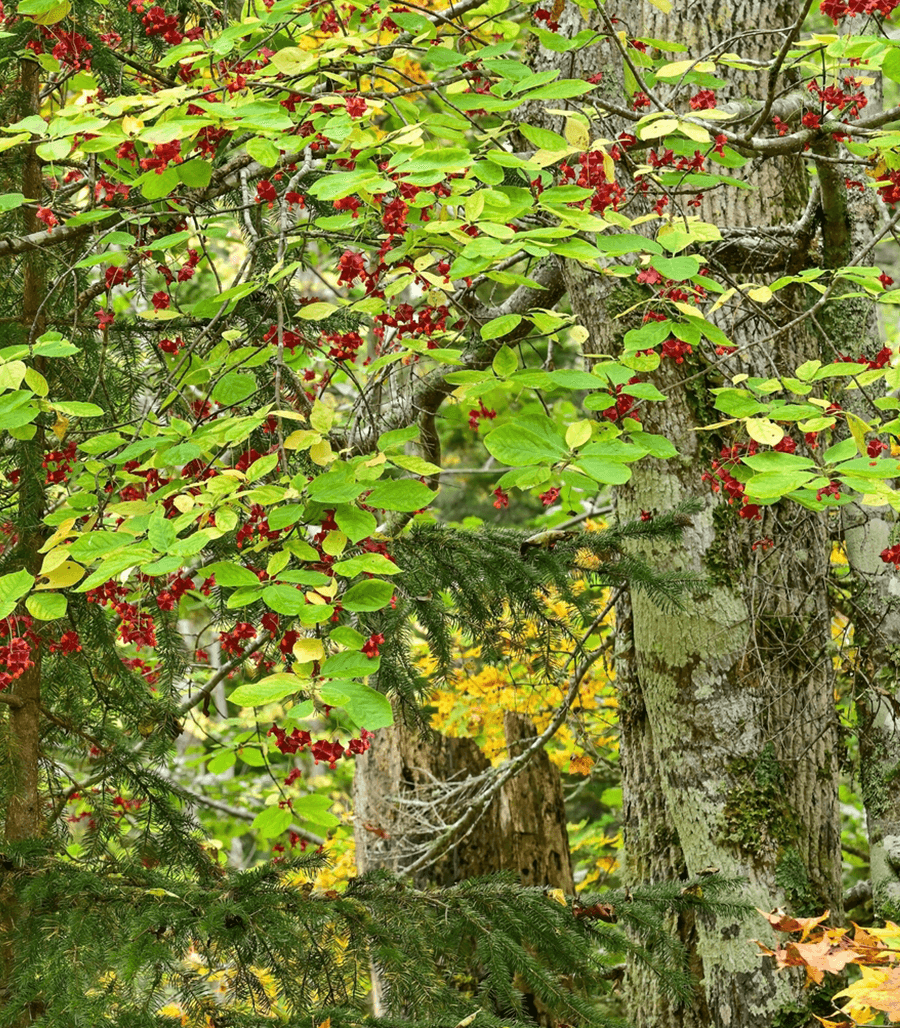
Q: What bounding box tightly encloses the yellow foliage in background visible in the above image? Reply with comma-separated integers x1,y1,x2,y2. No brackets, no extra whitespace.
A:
427,586,618,774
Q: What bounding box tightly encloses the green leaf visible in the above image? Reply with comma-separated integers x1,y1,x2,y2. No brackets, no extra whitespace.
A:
365,479,435,512
319,679,393,730
177,160,212,188
262,584,306,615
332,554,401,576
0,193,26,212
574,458,633,484
230,673,301,707
212,372,257,406
517,123,569,150
298,302,338,320
252,806,292,839
0,569,34,615
292,794,341,828
205,562,260,587
595,234,663,256
334,505,377,543
74,550,152,592
207,749,236,774
744,471,815,499
320,651,379,678
341,579,394,612
481,314,522,340
713,390,766,418
493,349,520,378
246,137,280,167
484,415,567,466
25,592,67,620
140,166,180,201
649,255,701,281
620,382,667,402
742,453,814,472
50,401,103,417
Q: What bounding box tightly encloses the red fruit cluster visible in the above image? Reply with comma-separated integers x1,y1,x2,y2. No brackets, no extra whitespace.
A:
599,378,644,423
270,724,375,772
836,346,892,369
821,0,899,21
236,504,281,549
468,400,497,431
43,441,77,485
701,441,762,520
881,543,900,569
87,581,157,651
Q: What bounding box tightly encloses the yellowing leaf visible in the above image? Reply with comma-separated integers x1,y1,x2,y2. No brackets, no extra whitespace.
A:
845,411,870,456
744,417,784,446
29,0,71,25
293,637,325,663
52,414,68,441
285,429,320,451
647,0,672,10
34,560,84,590
564,118,590,151
322,531,348,556
565,420,592,449
309,439,335,465
298,302,338,320
122,115,144,136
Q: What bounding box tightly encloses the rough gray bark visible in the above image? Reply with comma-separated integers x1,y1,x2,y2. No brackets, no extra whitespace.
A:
842,513,900,918
522,3,846,1027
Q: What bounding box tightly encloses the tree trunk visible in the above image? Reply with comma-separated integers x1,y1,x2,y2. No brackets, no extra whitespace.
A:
353,712,574,1017
523,3,847,1026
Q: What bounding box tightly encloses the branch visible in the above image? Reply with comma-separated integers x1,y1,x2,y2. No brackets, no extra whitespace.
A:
844,879,872,910
347,257,565,457
177,783,324,847
743,0,817,139
177,630,272,718
400,590,619,876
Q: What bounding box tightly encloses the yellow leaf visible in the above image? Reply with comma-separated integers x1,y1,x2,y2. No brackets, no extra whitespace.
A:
39,547,71,575
39,519,76,553
638,117,679,141
744,417,784,446
656,59,714,79
845,411,870,456
51,415,69,441
310,399,334,434
565,420,593,449
309,439,335,465
647,0,672,10
29,0,71,25
676,118,710,143
747,285,773,304
34,560,84,590
547,888,567,906
284,430,320,451
564,118,590,151
294,637,325,663
122,115,144,136
173,495,194,513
